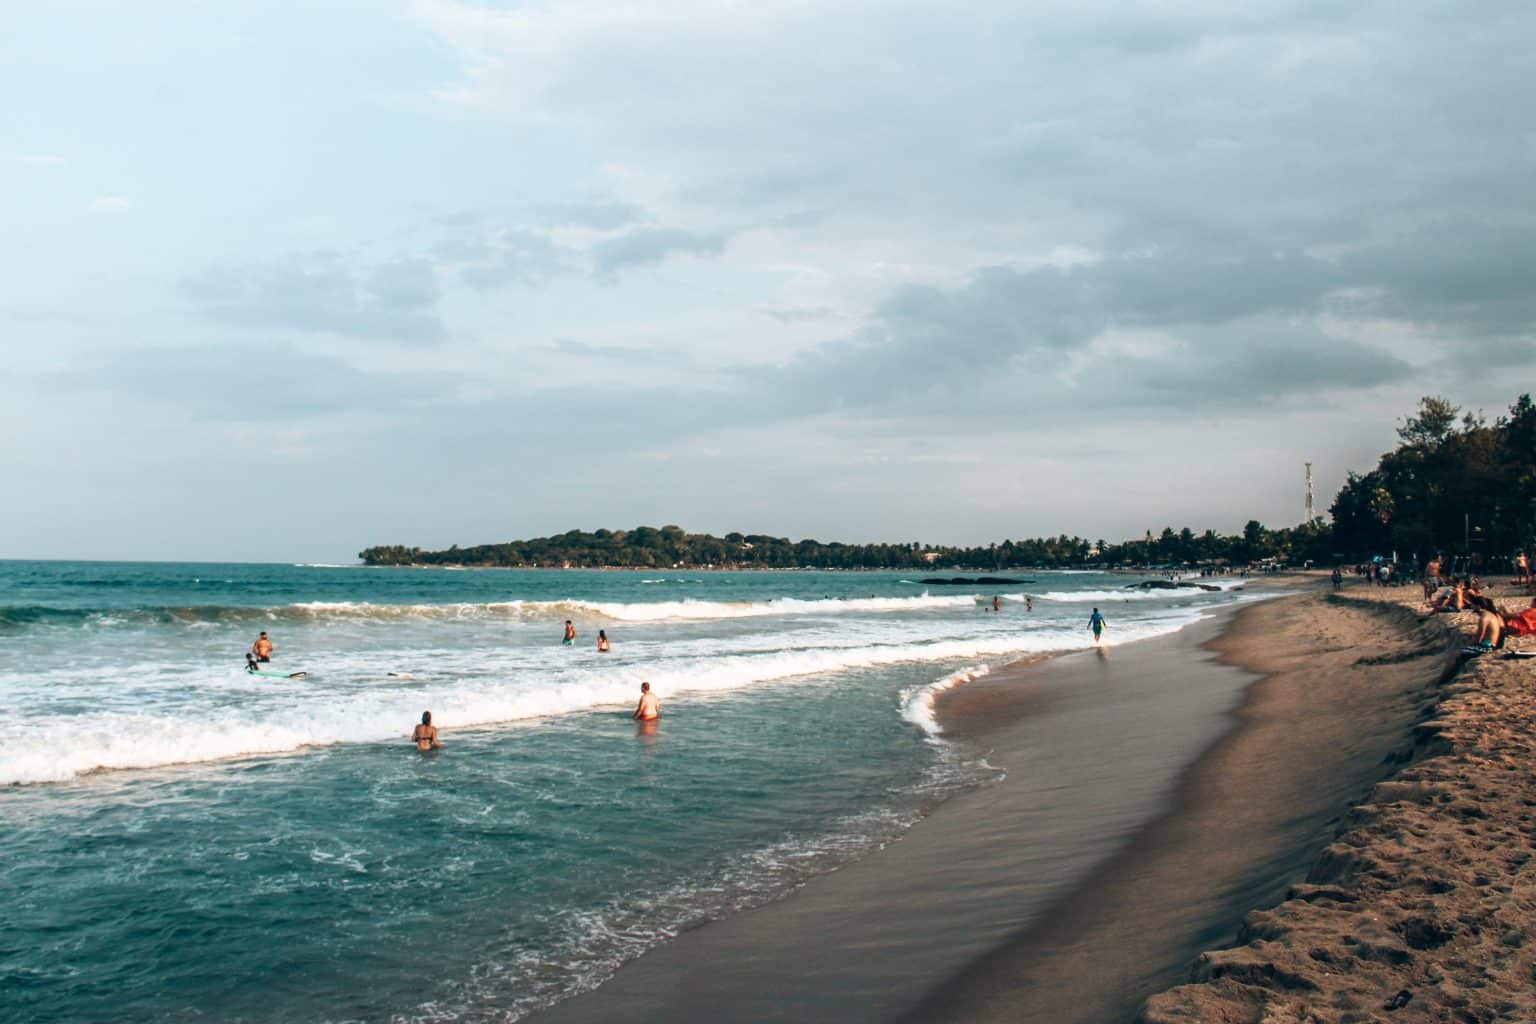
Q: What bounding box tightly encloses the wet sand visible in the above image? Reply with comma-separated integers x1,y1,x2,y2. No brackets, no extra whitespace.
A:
914,583,1453,1023
529,582,1455,1023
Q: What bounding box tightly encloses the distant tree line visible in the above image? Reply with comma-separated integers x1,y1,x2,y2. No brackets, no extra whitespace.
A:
358,394,1535,571
359,522,1333,571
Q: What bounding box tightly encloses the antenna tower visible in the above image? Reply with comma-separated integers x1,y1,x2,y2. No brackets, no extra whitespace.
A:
1304,462,1315,523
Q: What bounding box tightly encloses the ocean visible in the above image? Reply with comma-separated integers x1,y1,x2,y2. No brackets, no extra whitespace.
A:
0,560,1250,1022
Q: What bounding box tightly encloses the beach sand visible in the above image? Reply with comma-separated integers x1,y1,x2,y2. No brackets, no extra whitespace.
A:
1141,581,1536,1023
529,580,1471,1023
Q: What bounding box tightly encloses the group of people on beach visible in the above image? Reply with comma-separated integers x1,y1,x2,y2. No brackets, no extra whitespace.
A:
1423,565,1536,653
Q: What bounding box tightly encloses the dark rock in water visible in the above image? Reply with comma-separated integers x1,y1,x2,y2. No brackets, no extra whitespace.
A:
922,576,1033,585
1127,580,1222,592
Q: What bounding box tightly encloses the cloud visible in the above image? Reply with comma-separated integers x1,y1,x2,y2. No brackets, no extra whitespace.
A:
591,227,726,278
181,254,446,343
75,344,462,420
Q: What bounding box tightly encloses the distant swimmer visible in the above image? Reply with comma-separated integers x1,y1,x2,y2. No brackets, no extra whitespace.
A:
992,596,1001,612
633,681,660,721
563,620,577,646
1088,607,1107,644
1025,596,1034,612
251,631,273,663
597,630,611,652
412,711,442,751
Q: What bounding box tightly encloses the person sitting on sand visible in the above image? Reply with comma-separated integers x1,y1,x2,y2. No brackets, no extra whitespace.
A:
563,620,577,646
597,630,611,652
412,711,442,751
251,631,273,663
633,681,660,721
1430,579,1469,613
1088,608,1106,644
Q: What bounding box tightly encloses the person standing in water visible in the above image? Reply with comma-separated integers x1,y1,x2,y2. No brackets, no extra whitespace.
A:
251,631,273,663
563,620,577,646
412,711,442,751
1088,607,1106,644
633,681,660,721
1025,596,1033,612
597,630,611,652
991,596,1001,612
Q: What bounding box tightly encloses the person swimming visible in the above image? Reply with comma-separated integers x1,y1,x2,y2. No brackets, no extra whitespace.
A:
633,681,660,721
597,630,611,652
251,631,273,663
563,620,577,646
412,711,442,751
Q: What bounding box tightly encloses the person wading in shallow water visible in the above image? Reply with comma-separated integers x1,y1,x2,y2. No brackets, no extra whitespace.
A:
412,711,442,751
251,631,273,663
1088,607,1107,644
633,682,660,721
597,630,611,652
563,620,577,646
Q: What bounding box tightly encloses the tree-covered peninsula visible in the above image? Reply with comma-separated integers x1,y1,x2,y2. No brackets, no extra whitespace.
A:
360,394,1534,571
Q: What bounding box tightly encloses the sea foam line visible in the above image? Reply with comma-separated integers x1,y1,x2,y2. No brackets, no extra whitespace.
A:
3,613,1203,786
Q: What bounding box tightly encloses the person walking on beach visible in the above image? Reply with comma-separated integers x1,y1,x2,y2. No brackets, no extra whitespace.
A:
251,631,273,663
633,681,660,721
1088,607,1106,644
1331,567,1343,591
412,711,442,751
563,620,577,646
597,630,611,652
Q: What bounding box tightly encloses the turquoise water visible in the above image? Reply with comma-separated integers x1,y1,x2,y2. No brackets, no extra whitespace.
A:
0,561,1247,1022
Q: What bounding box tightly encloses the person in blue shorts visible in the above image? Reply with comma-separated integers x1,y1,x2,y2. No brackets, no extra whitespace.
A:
1088,607,1106,644
563,620,577,646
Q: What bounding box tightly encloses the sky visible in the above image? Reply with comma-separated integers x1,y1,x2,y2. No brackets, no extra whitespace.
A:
4,0,1535,562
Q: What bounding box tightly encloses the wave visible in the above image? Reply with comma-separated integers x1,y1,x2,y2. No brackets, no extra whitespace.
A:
0,593,981,630
901,665,990,736
0,613,1202,786
1033,587,1238,603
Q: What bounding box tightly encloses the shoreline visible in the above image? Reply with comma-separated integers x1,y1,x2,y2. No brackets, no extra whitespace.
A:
527,597,1281,1022
909,581,1454,1022
526,578,1460,1023
1141,581,1536,1022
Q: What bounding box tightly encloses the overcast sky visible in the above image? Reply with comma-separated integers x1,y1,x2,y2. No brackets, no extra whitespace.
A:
4,0,1535,561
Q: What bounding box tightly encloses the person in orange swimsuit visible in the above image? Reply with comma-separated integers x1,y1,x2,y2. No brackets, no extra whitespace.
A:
632,682,660,721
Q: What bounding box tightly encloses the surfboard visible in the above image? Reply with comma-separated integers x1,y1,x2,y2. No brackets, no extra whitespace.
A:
247,668,307,679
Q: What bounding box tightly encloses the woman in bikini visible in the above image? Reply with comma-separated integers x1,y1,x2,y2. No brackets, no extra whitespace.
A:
412,711,442,751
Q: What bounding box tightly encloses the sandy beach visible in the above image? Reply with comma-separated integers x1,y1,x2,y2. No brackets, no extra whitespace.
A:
1142,580,1536,1023
529,576,1486,1023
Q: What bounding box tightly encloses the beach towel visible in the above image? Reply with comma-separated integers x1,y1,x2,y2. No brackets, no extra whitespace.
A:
1505,607,1536,637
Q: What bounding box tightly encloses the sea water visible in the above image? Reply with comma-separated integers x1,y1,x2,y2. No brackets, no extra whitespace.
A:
0,561,1248,1022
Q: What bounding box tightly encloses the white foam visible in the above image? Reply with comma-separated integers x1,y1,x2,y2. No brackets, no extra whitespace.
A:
0,611,1202,786
901,665,989,736
281,593,978,623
